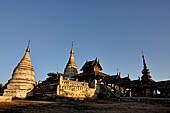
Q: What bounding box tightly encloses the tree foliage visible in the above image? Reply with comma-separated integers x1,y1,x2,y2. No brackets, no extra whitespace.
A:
0,83,3,89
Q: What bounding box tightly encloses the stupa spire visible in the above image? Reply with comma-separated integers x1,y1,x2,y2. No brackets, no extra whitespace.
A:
142,51,146,66
70,40,74,55
26,40,30,52
64,41,79,79
141,52,154,84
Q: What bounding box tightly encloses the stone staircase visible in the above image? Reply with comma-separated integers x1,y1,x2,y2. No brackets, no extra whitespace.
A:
98,84,116,98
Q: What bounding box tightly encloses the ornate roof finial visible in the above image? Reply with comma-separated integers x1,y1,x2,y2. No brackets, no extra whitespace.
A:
26,40,30,52
28,40,30,47
70,41,74,54
142,51,146,65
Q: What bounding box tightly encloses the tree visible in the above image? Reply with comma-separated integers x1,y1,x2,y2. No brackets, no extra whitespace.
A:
0,83,3,89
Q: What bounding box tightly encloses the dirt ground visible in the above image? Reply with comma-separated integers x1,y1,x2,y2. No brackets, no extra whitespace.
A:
0,99,170,113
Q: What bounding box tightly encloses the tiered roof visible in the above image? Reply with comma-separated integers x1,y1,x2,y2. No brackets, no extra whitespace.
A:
81,58,103,72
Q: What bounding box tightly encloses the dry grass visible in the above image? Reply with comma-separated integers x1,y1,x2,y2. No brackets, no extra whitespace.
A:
0,99,170,113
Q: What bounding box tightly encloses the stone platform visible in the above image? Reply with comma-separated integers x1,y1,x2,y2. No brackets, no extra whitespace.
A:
0,96,12,102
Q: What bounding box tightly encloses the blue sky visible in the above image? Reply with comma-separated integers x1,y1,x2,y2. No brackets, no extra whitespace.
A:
0,0,170,84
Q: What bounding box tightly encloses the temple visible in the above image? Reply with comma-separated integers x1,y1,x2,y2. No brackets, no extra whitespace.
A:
64,42,79,79
74,58,108,87
1,41,170,101
2,41,36,99
33,52,170,100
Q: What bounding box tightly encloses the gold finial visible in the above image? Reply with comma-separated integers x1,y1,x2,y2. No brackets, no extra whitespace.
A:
28,40,30,47
26,40,30,52
70,41,74,54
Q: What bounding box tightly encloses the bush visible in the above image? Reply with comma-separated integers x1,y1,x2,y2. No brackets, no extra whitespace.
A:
0,83,3,89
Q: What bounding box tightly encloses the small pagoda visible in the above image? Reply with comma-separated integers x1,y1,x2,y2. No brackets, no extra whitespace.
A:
141,54,154,85
64,42,79,79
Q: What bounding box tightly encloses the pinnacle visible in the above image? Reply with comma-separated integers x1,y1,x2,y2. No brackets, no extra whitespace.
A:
26,40,30,52
70,48,74,55
64,46,79,78
66,48,77,68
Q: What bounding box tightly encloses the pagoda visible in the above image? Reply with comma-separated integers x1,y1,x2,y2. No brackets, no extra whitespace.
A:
141,54,154,84
64,42,79,79
3,41,36,99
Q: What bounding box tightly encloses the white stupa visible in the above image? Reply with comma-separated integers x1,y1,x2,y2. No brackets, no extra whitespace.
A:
3,41,36,99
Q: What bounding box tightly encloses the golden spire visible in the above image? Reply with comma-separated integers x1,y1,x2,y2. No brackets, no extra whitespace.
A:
67,41,76,67
70,40,74,55
26,40,30,52
64,41,79,78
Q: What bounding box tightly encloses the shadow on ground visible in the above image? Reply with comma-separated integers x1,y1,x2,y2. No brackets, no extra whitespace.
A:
0,99,170,113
